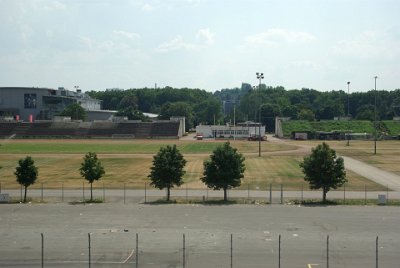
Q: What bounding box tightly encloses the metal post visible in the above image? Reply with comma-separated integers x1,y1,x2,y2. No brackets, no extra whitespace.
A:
41,183,43,202
364,185,367,205
123,183,126,204
61,182,64,203
386,185,389,202
206,187,208,201
88,233,91,268
183,234,186,268
327,235,329,268
269,183,272,205
102,182,105,202
256,72,264,157
136,233,139,268
374,76,378,155
376,236,378,268
343,184,346,204
20,184,22,202
0,181,2,193
280,184,283,204
41,233,44,268
82,182,85,202
247,184,250,204
301,184,304,203
186,184,188,202
278,234,281,268
230,234,233,268
144,182,147,204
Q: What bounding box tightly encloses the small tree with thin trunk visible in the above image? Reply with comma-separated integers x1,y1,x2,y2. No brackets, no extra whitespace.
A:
148,145,186,201
80,152,105,202
201,142,246,201
15,156,38,203
300,142,347,202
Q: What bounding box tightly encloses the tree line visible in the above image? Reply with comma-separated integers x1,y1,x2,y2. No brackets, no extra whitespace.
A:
85,85,400,133
216,83,400,132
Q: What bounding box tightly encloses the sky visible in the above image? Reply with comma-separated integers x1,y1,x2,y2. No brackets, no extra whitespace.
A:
0,0,399,93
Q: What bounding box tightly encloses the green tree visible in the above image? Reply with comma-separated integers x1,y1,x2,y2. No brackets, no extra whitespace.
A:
15,156,38,203
300,143,347,202
298,109,315,121
79,152,105,201
148,145,187,201
60,102,87,120
201,142,246,201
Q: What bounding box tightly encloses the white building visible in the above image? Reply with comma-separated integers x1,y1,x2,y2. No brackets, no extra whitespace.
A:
196,122,265,139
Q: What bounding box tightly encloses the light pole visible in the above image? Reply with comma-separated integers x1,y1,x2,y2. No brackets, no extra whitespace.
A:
347,81,351,146
256,72,264,157
374,76,378,155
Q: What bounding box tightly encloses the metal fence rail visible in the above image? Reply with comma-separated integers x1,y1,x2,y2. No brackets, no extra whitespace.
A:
1,182,399,204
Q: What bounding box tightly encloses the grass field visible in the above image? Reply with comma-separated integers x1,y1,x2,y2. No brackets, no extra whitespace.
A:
0,138,390,191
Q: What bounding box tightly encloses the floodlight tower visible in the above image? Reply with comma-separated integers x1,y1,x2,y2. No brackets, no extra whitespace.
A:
256,72,264,157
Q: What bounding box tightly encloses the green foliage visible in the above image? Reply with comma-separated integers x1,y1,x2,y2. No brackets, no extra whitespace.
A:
116,107,149,121
159,102,193,130
148,145,187,201
300,143,347,202
59,102,87,121
298,109,315,121
382,121,400,136
80,152,105,201
201,142,246,201
281,120,375,137
15,156,38,203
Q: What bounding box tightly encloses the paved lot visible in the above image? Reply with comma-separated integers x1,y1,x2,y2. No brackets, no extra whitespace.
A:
0,203,399,267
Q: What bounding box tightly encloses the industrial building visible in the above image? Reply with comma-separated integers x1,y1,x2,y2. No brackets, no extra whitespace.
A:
196,122,265,139
0,87,102,121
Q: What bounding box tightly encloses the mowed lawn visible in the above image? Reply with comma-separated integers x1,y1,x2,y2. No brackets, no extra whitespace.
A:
0,138,386,191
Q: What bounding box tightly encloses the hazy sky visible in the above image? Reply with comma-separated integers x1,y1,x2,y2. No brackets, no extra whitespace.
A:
0,0,399,92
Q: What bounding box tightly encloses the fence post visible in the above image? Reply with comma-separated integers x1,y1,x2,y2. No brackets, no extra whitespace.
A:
40,183,43,202
0,181,2,193
280,184,283,204
136,233,139,268
326,235,329,268
82,182,85,202
301,184,303,203
364,185,367,205
376,236,379,268
124,183,126,204
206,187,209,201
247,184,250,204
230,234,233,268
41,233,44,268
386,185,389,202
343,184,346,204
269,183,272,205
183,233,186,268
278,234,281,268
88,233,91,268
102,183,105,202
20,184,22,202
144,183,147,204
186,184,188,202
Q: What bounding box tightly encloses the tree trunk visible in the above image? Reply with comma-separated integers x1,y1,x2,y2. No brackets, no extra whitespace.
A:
223,188,227,201
322,188,327,203
24,186,27,203
167,187,170,201
90,183,93,202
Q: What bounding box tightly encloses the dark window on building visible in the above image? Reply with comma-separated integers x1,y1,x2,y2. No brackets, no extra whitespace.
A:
24,94,37,109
